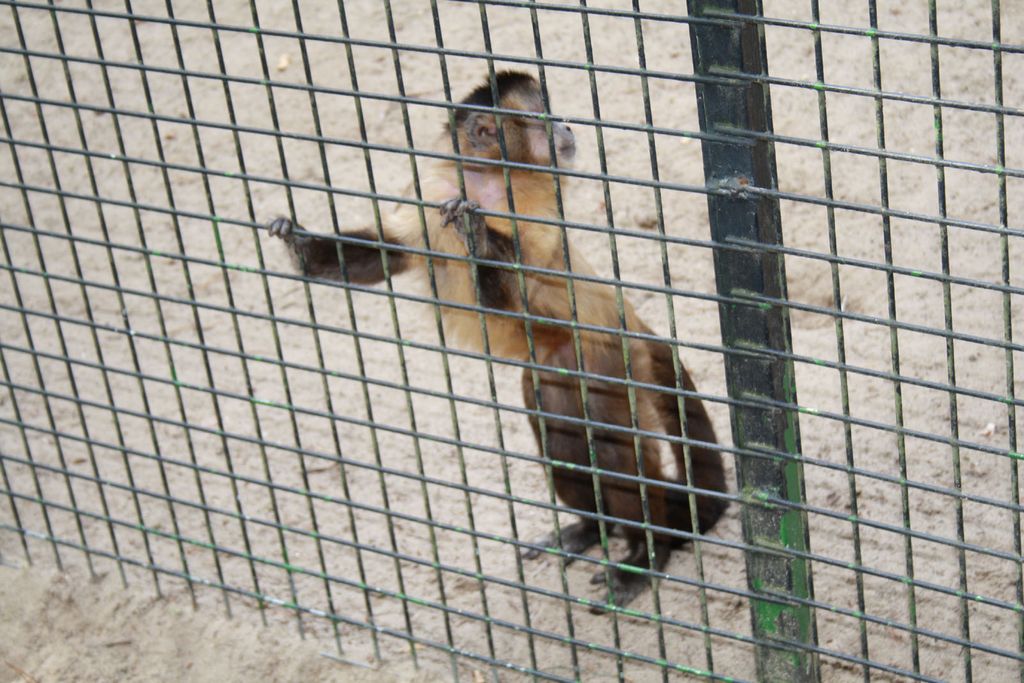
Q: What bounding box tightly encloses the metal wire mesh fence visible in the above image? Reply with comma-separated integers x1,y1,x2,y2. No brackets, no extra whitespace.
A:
0,1,1021,681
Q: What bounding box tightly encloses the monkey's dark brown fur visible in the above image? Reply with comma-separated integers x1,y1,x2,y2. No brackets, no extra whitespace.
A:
269,71,727,610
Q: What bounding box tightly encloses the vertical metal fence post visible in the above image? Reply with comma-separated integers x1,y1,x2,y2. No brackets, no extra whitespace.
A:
686,1,819,681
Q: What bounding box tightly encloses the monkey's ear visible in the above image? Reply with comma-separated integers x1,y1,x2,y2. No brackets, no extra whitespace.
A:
466,112,498,149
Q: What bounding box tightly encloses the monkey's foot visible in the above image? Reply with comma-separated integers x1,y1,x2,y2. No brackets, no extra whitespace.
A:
268,217,298,243
588,566,653,614
268,217,314,275
440,198,488,253
439,198,481,229
524,521,601,561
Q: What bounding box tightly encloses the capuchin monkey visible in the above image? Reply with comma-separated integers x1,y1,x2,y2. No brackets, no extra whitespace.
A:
268,71,727,611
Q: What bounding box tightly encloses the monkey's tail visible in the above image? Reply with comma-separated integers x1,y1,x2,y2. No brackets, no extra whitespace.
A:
647,344,729,540
661,392,729,537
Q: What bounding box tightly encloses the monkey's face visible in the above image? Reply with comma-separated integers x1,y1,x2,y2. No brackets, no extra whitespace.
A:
464,113,576,169
457,71,576,170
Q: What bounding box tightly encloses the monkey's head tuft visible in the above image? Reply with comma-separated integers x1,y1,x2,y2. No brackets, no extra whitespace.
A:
456,71,542,120
449,70,575,169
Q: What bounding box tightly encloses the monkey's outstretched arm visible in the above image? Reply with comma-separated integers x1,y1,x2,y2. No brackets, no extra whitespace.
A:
268,217,411,284
440,199,522,312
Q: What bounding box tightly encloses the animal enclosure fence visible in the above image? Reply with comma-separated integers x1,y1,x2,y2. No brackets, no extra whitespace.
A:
0,0,1021,681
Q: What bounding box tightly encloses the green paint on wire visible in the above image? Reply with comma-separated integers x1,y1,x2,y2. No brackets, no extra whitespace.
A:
212,223,225,257
252,397,289,410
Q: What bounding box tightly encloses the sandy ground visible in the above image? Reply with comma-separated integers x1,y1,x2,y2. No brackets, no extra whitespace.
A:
0,565,441,683
0,0,1022,681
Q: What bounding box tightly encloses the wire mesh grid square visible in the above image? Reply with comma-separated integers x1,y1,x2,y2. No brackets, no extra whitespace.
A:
0,1,1021,681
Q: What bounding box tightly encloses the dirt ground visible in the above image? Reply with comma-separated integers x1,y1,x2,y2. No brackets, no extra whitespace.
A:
1,1,1022,681
0,565,440,683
